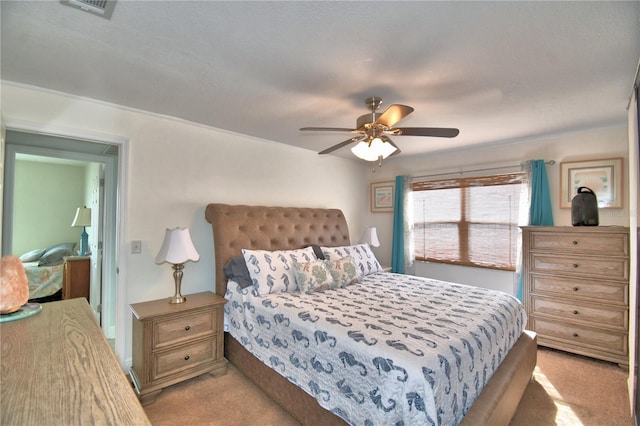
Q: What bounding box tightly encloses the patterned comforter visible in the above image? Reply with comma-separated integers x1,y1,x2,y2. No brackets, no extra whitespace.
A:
23,262,64,300
224,272,526,425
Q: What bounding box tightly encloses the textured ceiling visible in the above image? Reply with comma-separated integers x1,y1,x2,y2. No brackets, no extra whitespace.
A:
1,1,639,160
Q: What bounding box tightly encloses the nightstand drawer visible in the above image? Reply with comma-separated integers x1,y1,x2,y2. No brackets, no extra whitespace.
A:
530,254,628,280
529,231,628,255
154,310,216,350
530,297,627,329
153,338,217,381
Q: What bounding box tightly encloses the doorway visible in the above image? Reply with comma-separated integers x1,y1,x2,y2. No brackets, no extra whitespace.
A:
2,129,121,344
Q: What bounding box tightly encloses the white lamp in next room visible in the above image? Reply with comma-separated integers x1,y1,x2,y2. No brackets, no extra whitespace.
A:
155,227,200,304
359,226,380,247
71,207,91,256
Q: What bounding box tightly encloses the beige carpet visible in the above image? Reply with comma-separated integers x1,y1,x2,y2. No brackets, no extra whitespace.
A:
144,347,634,426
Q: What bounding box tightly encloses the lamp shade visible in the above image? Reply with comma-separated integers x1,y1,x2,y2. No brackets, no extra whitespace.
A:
71,207,91,227
351,138,397,161
359,226,380,247
155,227,200,265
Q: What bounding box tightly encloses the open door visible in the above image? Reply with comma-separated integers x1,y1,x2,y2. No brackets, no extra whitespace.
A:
0,115,5,254
628,62,639,420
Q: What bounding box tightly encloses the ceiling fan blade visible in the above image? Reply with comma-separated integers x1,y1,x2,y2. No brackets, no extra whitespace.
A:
300,127,356,132
318,135,364,155
397,127,460,138
381,135,401,157
375,104,414,127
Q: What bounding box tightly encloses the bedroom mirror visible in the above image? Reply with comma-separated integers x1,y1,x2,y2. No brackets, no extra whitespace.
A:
2,130,119,349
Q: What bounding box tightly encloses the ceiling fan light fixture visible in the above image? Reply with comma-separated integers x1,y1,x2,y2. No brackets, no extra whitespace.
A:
351,138,397,161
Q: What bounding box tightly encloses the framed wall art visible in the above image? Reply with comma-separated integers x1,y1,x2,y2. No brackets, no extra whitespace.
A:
370,181,394,213
560,158,623,208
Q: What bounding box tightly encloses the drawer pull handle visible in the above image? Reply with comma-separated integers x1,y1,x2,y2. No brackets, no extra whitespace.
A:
185,326,191,331
573,287,579,292
184,355,190,361
572,333,579,337
573,310,579,315
572,240,578,245
573,264,579,268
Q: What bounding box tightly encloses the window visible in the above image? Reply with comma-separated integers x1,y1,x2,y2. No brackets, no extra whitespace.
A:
412,173,525,271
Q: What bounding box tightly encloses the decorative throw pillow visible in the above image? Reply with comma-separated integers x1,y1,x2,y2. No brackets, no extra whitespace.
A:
325,256,359,287
321,243,382,277
293,259,335,294
223,255,253,289
304,244,325,260
242,247,316,296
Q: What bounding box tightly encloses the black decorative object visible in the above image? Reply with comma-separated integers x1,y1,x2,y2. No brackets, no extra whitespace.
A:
571,187,599,226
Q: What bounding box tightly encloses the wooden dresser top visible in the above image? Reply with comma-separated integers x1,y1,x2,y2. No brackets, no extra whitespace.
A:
0,298,151,425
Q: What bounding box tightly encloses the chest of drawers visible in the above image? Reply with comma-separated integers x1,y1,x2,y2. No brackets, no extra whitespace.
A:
522,226,629,364
129,291,227,404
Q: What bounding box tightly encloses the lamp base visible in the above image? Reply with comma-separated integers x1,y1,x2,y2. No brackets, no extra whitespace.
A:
168,295,186,304
168,263,187,304
79,227,89,256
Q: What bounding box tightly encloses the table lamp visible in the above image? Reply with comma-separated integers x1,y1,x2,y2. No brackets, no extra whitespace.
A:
71,207,91,256
359,226,380,247
155,227,200,304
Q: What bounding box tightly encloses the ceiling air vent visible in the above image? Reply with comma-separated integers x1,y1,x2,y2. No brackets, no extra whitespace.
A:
60,0,117,20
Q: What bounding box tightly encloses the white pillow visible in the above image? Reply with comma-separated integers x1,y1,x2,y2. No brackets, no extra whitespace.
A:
19,248,46,263
293,259,335,294
242,247,316,296
321,243,382,277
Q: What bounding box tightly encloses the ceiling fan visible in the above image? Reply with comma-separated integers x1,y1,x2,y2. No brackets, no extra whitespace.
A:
300,96,460,164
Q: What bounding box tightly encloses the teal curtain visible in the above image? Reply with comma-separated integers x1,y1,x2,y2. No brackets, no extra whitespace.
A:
529,160,554,227
517,159,554,300
391,175,405,273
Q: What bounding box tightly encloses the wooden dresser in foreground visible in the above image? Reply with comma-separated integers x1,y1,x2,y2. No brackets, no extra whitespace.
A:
522,226,629,364
129,291,227,405
0,298,150,425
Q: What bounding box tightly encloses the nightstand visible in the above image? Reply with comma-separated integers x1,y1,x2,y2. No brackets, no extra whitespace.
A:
129,291,227,405
62,256,90,300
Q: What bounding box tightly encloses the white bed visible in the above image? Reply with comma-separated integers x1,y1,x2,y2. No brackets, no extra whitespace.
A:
23,262,64,301
206,203,537,426
18,243,75,302
225,262,526,425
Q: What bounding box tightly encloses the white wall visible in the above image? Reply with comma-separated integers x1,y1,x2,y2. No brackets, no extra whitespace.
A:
1,82,630,364
0,82,370,366
363,126,629,293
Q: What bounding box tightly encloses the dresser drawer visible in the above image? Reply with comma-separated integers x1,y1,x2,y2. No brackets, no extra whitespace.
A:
153,337,217,381
530,274,628,305
529,231,628,256
153,310,216,350
530,296,627,329
530,317,627,357
530,254,628,280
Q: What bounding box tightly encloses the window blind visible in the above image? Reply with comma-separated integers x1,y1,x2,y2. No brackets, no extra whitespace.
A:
412,173,525,271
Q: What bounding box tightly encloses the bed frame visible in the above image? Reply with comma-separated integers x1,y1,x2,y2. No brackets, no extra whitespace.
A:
205,203,537,425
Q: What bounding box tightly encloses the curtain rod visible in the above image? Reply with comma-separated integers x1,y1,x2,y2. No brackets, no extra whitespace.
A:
412,160,556,180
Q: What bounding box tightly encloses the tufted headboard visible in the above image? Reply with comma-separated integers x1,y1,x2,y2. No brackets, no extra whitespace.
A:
204,204,350,297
